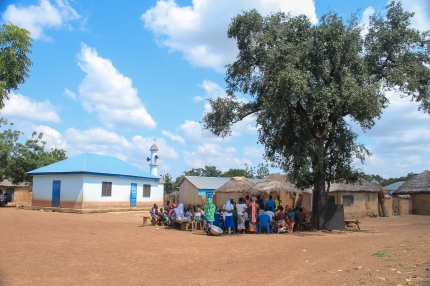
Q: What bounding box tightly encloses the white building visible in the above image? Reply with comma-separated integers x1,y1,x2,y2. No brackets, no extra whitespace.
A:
28,152,163,209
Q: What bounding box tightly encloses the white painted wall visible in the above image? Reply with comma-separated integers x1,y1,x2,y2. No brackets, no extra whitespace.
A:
32,174,163,206
82,175,163,203
32,175,84,202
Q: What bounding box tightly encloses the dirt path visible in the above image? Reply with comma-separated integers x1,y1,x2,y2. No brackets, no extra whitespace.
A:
1,208,429,286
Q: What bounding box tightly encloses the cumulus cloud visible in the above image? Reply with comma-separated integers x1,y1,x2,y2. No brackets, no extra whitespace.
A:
2,92,61,123
77,44,156,130
2,0,81,41
183,143,246,171
141,0,317,72
400,0,430,30
351,90,430,177
162,130,185,145
33,125,69,151
62,127,178,169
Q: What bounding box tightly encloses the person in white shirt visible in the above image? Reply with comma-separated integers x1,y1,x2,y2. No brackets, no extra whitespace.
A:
223,197,235,234
263,206,275,222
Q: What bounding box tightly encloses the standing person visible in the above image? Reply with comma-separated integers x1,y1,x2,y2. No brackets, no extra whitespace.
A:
204,194,216,235
275,195,283,212
164,200,172,212
236,198,247,234
257,195,265,210
248,197,259,233
223,197,235,234
265,195,276,212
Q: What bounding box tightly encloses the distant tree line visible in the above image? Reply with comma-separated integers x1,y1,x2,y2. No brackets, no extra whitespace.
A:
361,172,417,186
161,163,270,194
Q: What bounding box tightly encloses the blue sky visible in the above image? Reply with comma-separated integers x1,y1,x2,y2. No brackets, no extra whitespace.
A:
1,0,429,180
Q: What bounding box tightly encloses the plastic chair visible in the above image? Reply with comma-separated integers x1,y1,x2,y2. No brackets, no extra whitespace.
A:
214,213,223,228
258,214,271,234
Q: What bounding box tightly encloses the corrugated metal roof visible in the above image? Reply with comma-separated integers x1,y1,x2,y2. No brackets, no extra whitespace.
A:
383,181,405,191
27,153,158,180
184,176,260,190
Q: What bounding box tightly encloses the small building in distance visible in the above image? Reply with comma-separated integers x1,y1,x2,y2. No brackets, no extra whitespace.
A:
0,180,32,206
394,170,430,215
28,152,163,209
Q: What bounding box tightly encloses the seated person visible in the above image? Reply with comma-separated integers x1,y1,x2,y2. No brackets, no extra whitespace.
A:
263,206,275,222
150,204,159,217
164,201,172,212
299,207,307,222
157,208,166,226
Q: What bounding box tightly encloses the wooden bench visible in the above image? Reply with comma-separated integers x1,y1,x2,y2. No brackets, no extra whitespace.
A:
345,219,360,230
141,213,151,226
172,220,191,231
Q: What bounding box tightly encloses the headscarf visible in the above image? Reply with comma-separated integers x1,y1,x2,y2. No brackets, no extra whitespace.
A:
224,197,233,211
204,197,216,221
174,203,185,220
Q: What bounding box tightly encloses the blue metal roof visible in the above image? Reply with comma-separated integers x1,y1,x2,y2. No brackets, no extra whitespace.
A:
27,153,158,180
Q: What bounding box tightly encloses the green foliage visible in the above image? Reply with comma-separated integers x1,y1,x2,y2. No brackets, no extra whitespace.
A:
161,173,174,194
245,163,270,179
203,1,429,208
361,173,385,184
0,119,67,184
173,175,184,190
221,168,253,178
0,22,32,108
183,165,222,177
365,172,418,186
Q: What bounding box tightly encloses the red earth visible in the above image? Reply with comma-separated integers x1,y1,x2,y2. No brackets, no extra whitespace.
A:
1,207,429,286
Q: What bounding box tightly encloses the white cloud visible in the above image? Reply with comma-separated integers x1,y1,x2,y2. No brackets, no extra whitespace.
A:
400,0,430,30
352,90,430,177
162,130,185,144
2,92,61,123
193,95,204,102
360,6,375,35
63,88,76,100
243,146,264,158
2,0,81,41
141,0,317,72
62,127,178,170
77,44,156,130
183,143,246,171
180,120,224,143
33,125,69,151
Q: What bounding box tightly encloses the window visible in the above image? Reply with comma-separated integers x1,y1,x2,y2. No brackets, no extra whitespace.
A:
102,182,112,197
143,184,151,197
342,195,354,206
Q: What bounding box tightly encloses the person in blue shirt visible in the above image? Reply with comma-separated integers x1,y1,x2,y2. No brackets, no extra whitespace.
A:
265,195,276,212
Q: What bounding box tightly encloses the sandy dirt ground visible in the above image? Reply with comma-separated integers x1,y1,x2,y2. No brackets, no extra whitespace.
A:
1,207,429,286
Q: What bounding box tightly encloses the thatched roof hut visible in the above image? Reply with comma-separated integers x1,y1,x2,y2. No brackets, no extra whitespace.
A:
213,177,255,208
328,179,380,193
215,176,255,193
249,174,302,196
395,170,430,194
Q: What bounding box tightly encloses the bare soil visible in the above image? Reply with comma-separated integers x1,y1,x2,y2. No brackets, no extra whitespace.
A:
1,207,429,286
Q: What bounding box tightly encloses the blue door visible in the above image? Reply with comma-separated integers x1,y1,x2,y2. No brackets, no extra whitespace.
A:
130,183,137,207
52,180,61,207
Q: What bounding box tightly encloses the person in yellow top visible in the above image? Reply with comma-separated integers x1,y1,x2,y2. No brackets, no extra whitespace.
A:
275,195,283,211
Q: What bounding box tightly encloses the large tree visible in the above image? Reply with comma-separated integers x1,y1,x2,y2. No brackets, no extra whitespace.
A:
0,22,32,108
203,2,429,229
0,119,67,184
184,165,222,177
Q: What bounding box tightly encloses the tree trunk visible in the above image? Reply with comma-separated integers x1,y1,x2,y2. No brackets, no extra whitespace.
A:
312,172,327,230
378,189,389,217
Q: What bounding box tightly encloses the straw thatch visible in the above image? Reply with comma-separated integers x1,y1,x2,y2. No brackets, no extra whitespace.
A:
395,170,430,194
328,179,380,193
215,177,255,193
249,174,302,195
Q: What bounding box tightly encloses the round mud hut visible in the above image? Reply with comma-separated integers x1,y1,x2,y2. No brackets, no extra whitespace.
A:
213,177,255,208
394,170,430,215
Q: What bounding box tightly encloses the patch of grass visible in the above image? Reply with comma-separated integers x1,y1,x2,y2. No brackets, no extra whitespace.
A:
373,249,387,256
385,244,393,248
404,239,411,242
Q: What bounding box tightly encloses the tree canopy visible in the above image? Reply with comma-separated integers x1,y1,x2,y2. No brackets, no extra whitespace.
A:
203,1,429,228
0,119,67,184
183,165,222,177
0,22,32,108
161,173,174,194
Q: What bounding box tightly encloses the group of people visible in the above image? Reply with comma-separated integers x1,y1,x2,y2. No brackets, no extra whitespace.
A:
149,194,308,234
219,195,308,234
